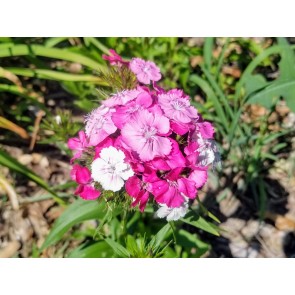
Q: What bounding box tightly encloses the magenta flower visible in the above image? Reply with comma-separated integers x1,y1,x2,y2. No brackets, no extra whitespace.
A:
85,106,117,146
197,121,215,139
103,89,140,108
152,168,197,208
111,90,153,129
149,139,186,171
102,49,128,66
188,167,208,189
67,131,88,163
121,109,172,161
70,165,101,200
130,58,161,84
158,89,198,125
125,176,150,212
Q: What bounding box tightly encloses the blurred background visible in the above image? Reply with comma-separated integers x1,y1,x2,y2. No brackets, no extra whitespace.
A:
0,37,294,258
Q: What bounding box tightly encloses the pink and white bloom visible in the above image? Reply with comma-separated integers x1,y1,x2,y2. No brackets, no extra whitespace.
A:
91,146,134,192
189,167,208,189
103,89,140,108
152,168,197,208
111,90,153,129
191,121,215,141
70,165,101,200
85,106,117,146
155,199,189,221
125,176,150,212
67,131,88,163
121,109,171,161
158,89,198,124
130,58,161,84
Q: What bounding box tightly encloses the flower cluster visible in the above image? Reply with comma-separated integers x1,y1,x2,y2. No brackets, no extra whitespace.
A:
68,51,219,221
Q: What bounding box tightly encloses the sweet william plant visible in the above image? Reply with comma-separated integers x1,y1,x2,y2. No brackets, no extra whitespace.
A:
43,49,221,258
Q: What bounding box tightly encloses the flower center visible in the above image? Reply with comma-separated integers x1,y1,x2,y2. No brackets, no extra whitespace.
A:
172,100,186,111
143,65,150,73
143,127,156,140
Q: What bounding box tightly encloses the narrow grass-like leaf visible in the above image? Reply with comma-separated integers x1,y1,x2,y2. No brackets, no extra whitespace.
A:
190,74,228,134
203,37,214,70
0,45,105,71
0,149,60,200
6,67,108,85
234,45,282,102
41,199,106,250
84,37,110,55
181,211,220,236
45,37,69,48
247,79,295,112
105,238,130,258
148,223,172,252
0,116,29,139
67,241,112,258
176,229,210,257
215,37,230,80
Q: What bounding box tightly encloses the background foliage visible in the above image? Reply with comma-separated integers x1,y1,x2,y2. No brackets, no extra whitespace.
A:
0,37,294,258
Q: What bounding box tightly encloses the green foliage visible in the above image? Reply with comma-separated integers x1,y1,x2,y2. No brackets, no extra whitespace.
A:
41,199,106,250
0,149,62,203
1,37,293,258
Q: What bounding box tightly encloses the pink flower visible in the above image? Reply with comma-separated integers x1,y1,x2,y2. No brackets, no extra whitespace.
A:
70,165,101,200
85,106,117,146
102,49,128,66
196,121,215,139
67,131,88,163
125,176,149,212
149,139,186,171
158,89,198,124
103,89,140,108
121,109,172,161
189,167,208,189
152,168,197,208
111,90,153,129
129,58,161,84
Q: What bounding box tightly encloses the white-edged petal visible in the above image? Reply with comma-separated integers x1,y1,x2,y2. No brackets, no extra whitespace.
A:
155,202,189,221
91,146,134,192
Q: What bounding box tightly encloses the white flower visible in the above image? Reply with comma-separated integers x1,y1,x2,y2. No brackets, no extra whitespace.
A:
91,146,134,192
155,201,189,222
55,115,62,125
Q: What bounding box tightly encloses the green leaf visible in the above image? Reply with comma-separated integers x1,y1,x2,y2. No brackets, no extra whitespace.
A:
84,37,110,55
105,238,130,258
67,241,113,258
41,199,106,250
176,229,210,257
45,37,69,48
244,74,268,95
0,149,60,200
203,37,214,70
189,74,228,135
0,44,105,71
181,211,220,236
148,223,172,252
277,37,295,80
5,67,108,84
247,79,295,112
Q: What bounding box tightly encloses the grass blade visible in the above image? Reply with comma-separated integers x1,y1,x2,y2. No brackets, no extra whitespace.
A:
0,149,60,201
0,44,105,71
6,67,108,84
41,199,106,250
